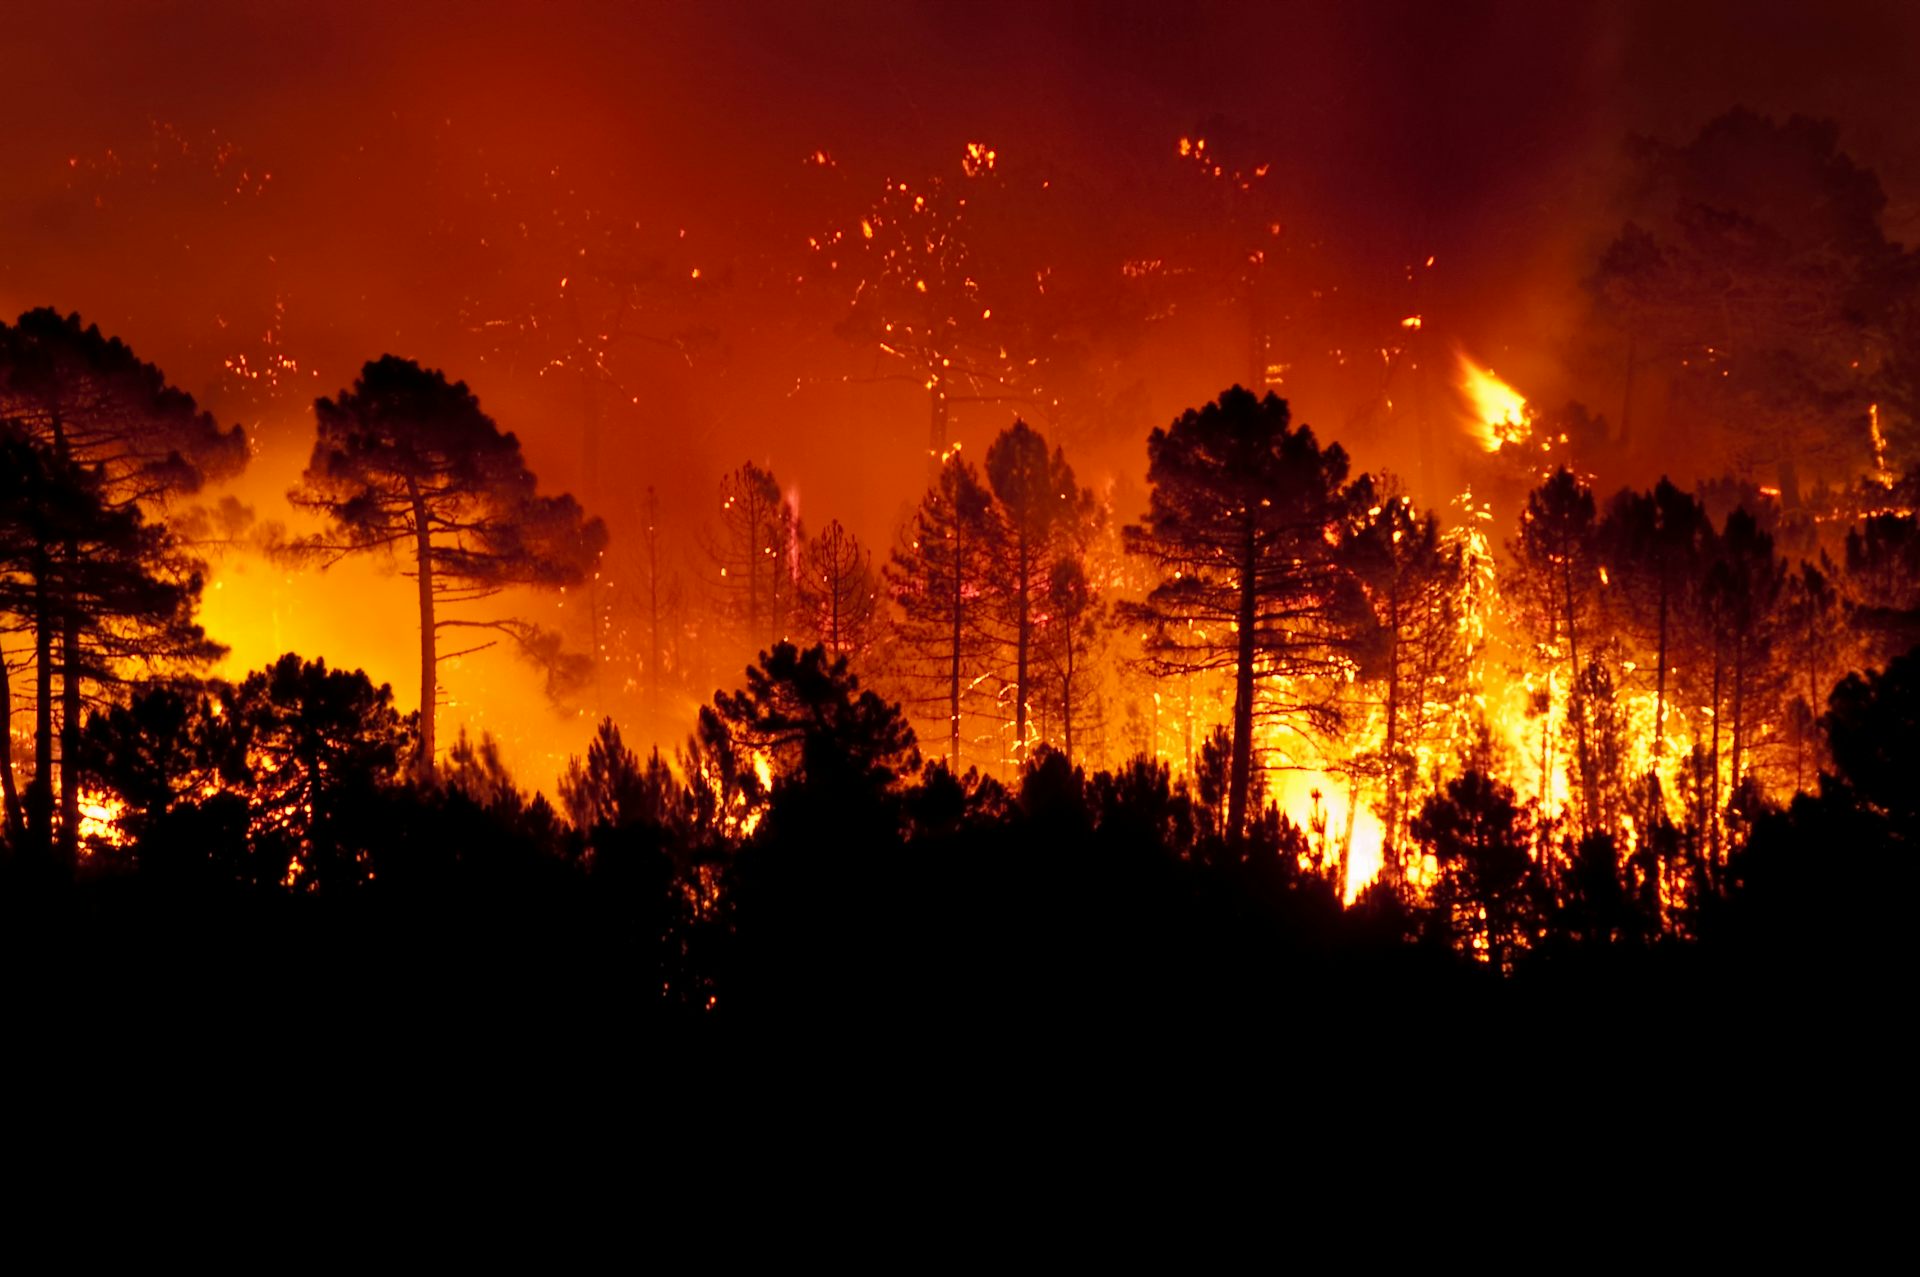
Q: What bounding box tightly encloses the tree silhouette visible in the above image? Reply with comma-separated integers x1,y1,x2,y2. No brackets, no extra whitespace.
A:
290,356,606,781
705,462,796,656
1411,769,1539,971
711,642,918,802
0,428,220,869
1038,556,1107,765
983,420,1097,766
78,654,409,888
886,455,998,767
1699,506,1786,866
1506,469,1601,835
1123,388,1362,835
1589,110,1904,494
1341,477,1473,888
796,519,879,661
0,309,243,864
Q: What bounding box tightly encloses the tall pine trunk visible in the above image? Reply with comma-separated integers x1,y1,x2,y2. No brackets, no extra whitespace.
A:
1014,538,1031,767
59,597,79,864
411,485,437,783
29,567,54,862
948,518,964,767
1227,515,1258,837
0,654,23,845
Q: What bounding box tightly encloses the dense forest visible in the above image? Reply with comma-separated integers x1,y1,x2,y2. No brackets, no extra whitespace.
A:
4,107,1918,1050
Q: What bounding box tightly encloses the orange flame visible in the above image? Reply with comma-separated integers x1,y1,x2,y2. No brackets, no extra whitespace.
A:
1456,352,1531,453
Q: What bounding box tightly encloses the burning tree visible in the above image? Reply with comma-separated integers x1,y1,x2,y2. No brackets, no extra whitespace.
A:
77,655,410,889
1341,477,1476,890
706,462,797,656
0,310,244,865
1037,556,1108,766
796,519,880,662
0,429,223,865
290,356,607,781
886,455,998,768
1504,469,1602,837
982,420,1098,766
1123,388,1368,836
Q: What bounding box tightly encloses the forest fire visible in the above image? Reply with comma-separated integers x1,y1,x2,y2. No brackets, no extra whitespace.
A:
1456,353,1532,453
2,3,1917,1045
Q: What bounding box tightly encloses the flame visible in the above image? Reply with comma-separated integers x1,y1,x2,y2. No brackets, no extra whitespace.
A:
77,789,129,850
1456,352,1531,452
1871,402,1893,488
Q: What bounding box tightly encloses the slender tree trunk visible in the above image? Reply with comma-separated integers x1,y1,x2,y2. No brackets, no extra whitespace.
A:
1653,582,1669,762
411,485,437,783
0,651,22,846
1062,628,1075,764
1709,652,1723,873
1014,539,1031,767
59,595,79,865
1383,573,1403,891
1227,515,1258,837
1731,636,1746,800
948,522,963,767
29,568,54,862
829,543,843,655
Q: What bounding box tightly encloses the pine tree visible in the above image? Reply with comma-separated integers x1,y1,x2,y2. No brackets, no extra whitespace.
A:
982,420,1096,766
0,309,243,863
290,355,606,781
0,427,221,868
706,462,796,656
797,519,880,661
1122,388,1364,836
1341,478,1471,888
886,456,996,768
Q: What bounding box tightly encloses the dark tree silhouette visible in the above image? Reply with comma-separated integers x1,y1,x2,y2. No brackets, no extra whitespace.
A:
1700,506,1786,864
706,462,796,655
1506,469,1601,837
290,356,606,781
1038,556,1106,764
1589,110,1905,493
79,654,409,888
797,518,879,661
1412,770,1539,971
0,309,243,864
709,642,919,802
1341,476,1472,887
887,455,998,767
1844,512,1920,665
1123,387,1361,836
0,427,220,868
983,419,1097,767
559,717,678,833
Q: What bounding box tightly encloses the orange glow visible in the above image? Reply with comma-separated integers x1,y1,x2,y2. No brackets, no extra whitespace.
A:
1455,352,1531,452
77,789,129,850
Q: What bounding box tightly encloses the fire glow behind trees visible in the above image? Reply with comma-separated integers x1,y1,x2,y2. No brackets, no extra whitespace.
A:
2,3,1920,1028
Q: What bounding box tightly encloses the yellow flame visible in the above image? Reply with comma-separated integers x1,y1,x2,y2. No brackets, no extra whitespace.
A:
1456,352,1531,452
77,789,129,850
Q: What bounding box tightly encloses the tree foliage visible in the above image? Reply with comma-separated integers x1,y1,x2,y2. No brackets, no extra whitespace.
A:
290,355,606,779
